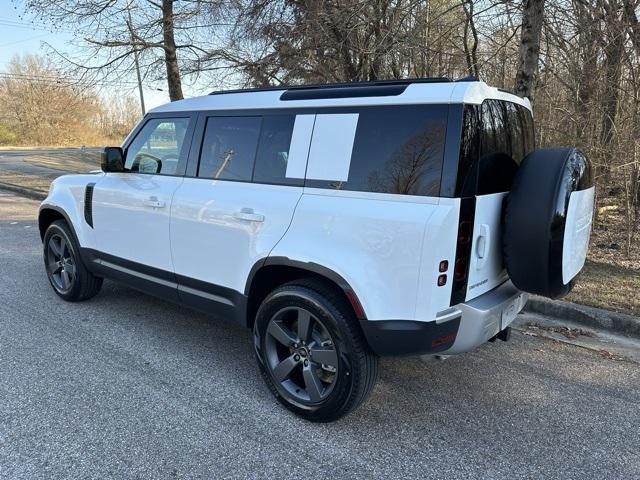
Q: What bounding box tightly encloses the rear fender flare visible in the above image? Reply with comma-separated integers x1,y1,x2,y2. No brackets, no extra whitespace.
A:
245,256,367,320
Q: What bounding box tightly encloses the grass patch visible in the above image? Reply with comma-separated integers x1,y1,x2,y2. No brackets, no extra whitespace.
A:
566,259,640,316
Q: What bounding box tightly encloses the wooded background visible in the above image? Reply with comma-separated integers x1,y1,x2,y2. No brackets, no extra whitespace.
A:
1,0,639,256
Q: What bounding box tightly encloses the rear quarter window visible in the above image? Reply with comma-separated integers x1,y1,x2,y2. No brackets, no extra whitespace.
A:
458,100,535,196
306,105,447,196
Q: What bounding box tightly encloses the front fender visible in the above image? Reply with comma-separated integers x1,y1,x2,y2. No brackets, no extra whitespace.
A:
39,174,101,248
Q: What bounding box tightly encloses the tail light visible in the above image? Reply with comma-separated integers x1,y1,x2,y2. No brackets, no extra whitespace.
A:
450,197,476,305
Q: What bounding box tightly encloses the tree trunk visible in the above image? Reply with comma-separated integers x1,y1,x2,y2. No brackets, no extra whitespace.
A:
462,0,479,78
514,0,546,99
599,0,624,184
162,0,183,101
623,0,640,57
574,0,599,144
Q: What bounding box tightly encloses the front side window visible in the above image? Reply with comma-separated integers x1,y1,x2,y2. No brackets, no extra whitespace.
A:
126,118,190,175
198,116,262,181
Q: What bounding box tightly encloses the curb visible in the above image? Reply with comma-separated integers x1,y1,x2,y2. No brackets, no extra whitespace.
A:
0,181,47,200
524,296,640,339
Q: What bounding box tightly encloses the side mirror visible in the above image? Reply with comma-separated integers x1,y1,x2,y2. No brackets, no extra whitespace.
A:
101,147,125,173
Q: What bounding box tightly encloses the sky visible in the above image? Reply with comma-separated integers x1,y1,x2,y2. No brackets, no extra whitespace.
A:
0,2,207,111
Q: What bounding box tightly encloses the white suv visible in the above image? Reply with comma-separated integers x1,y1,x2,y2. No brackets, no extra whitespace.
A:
39,79,595,421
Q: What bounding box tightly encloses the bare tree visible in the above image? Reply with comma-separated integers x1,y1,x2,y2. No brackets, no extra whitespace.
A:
0,54,102,145
462,0,480,78
514,0,546,98
21,0,226,101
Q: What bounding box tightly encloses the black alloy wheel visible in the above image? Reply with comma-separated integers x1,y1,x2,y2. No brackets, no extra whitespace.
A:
43,219,103,302
254,279,378,422
46,233,76,293
264,306,339,404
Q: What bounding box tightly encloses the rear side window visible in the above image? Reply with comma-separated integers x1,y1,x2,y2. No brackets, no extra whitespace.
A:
252,115,303,186
306,105,447,196
198,116,261,180
196,114,305,186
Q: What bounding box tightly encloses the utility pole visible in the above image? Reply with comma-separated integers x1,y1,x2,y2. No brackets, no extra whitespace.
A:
127,4,146,115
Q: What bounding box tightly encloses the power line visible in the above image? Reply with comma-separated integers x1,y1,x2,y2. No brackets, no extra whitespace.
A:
0,32,51,48
0,71,162,90
0,18,76,35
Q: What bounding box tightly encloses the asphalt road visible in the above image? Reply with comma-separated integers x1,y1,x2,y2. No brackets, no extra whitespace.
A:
0,148,101,195
1,191,639,479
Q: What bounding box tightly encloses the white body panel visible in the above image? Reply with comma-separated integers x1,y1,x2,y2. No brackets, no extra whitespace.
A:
40,174,103,249
92,173,183,272
415,198,460,319
285,115,315,179
466,193,509,300
170,180,302,293
271,188,452,322
306,114,359,181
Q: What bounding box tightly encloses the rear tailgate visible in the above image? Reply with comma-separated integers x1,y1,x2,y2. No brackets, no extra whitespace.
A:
465,193,509,301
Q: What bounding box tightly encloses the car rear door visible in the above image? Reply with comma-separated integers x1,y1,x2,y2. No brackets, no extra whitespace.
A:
169,112,313,315
462,99,535,301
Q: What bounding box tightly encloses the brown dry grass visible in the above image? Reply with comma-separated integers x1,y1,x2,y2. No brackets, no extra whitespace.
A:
565,207,640,317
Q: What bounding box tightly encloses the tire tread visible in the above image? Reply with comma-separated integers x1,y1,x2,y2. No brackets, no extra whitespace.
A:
256,277,378,422
45,219,103,302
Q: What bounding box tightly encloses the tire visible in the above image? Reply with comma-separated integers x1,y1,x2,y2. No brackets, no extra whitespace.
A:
503,147,594,299
43,219,103,302
253,279,378,422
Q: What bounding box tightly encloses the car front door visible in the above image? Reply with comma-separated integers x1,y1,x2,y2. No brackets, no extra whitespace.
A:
91,114,195,279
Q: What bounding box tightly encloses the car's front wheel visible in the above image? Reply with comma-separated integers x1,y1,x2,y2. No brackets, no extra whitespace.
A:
43,220,103,301
254,279,378,422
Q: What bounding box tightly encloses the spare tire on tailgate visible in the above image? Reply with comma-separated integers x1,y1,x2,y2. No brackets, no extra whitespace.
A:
503,147,594,299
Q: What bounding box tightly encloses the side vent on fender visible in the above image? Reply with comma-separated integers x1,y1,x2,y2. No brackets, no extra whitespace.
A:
84,183,96,228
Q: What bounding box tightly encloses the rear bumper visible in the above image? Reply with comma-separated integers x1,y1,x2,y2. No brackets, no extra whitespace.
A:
360,281,527,356
444,280,527,354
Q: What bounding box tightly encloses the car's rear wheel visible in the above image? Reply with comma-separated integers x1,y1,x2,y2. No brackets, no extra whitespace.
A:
254,279,378,422
43,220,103,301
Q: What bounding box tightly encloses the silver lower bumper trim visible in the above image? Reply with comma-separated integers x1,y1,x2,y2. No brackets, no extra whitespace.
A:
443,280,528,355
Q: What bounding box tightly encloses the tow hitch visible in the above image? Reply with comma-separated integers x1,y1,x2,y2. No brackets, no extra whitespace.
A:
489,326,512,343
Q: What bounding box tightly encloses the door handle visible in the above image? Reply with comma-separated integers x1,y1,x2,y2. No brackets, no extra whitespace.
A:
144,196,166,209
233,208,264,222
476,223,490,269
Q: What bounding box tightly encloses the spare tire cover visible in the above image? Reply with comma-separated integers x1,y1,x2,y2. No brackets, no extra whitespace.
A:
503,147,594,299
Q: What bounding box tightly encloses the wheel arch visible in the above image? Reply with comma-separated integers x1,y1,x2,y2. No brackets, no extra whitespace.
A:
38,205,74,242
244,257,367,329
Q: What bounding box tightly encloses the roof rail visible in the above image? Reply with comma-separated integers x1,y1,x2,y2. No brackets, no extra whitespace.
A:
455,75,479,82
208,77,453,96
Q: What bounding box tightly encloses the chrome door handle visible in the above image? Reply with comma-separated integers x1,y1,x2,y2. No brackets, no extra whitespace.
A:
144,196,166,209
233,209,264,222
